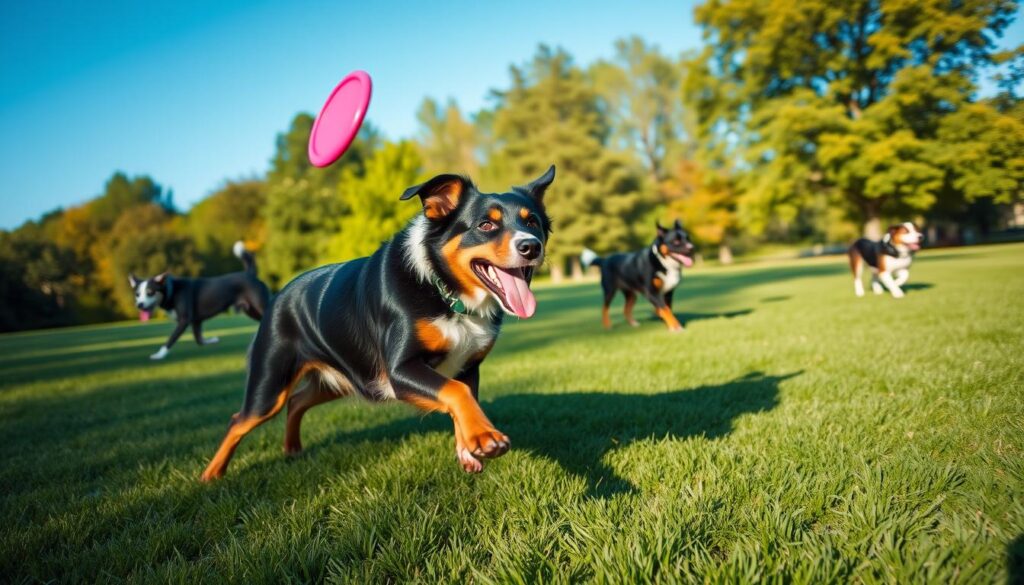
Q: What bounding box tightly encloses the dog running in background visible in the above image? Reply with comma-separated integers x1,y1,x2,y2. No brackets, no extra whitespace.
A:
848,222,923,299
200,167,555,482
580,219,696,332
129,241,270,360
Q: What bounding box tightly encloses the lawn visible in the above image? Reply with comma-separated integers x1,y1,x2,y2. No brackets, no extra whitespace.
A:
1,244,1022,583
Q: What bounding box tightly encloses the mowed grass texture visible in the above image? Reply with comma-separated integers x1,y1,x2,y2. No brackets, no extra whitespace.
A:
1,244,1022,584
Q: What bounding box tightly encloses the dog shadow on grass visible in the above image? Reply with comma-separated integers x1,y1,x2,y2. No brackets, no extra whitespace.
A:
902,282,934,293
325,370,798,499
1009,534,1024,585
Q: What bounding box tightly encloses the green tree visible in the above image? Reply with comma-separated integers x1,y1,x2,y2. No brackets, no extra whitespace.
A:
416,98,479,176
322,141,424,262
486,45,648,280
591,36,688,183
187,179,267,274
263,113,381,286
105,204,201,316
690,0,1021,239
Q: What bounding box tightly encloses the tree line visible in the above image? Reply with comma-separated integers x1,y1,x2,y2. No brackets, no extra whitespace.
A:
2,0,1021,332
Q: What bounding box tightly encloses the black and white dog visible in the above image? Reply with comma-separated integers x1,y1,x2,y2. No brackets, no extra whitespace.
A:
129,241,271,360
848,222,923,298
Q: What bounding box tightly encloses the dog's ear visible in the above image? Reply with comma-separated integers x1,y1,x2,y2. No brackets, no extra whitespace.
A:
152,272,169,285
656,221,667,237
128,273,139,288
517,165,556,202
400,174,468,221
673,218,683,230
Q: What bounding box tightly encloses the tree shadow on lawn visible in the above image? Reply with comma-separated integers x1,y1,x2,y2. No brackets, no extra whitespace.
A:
317,370,799,498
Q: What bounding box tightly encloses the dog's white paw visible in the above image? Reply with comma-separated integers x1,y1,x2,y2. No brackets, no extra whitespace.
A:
204,337,220,345
457,446,483,473
150,346,169,360
891,290,905,299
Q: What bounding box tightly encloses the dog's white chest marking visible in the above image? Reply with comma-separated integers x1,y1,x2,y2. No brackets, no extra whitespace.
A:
432,313,497,379
656,268,681,293
881,255,912,273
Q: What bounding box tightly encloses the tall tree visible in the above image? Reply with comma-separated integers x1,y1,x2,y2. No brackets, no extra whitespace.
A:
591,36,688,183
691,0,1022,239
187,179,267,274
486,45,648,280
322,141,424,262
263,113,380,286
416,98,479,176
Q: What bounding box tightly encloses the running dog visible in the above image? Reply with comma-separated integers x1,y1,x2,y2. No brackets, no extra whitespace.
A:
200,167,554,481
129,241,270,360
848,222,923,298
580,220,695,332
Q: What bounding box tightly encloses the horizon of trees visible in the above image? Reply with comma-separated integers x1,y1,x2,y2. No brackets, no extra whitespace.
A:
3,0,1022,331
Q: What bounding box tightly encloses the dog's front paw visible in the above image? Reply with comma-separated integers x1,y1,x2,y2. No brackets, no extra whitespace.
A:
150,346,169,360
891,290,905,299
466,428,510,459
457,446,483,473
204,337,220,345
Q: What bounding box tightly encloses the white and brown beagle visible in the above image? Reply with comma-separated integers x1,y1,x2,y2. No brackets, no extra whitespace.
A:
848,222,923,299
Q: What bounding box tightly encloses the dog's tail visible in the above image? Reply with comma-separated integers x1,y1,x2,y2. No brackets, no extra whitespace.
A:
580,247,602,270
233,241,257,276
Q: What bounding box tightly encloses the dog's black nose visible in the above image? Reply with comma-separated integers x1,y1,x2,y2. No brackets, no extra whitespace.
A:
516,239,541,260
137,303,144,309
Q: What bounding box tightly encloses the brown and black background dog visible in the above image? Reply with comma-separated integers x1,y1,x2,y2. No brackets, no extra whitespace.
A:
848,222,923,298
580,220,696,332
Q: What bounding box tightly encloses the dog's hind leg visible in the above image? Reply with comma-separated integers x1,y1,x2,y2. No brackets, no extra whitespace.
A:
284,369,353,456
600,275,617,329
623,291,639,327
200,342,303,482
192,321,219,345
849,247,864,297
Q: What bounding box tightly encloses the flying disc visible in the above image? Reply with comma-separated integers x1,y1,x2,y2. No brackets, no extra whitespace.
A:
308,70,372,167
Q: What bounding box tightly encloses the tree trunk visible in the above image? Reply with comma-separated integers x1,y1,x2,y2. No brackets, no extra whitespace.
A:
862,200,882,240
550,258,564,284
570,257,584,281
718,243,733,265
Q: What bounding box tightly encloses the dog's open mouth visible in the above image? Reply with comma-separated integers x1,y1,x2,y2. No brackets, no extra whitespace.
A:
471,260,537,318
139,310,151,322
906,242,921,251
670,252,694,267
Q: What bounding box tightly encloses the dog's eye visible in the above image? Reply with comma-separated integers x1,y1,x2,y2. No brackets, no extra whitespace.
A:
525,216,540,228
478,220,497,232
146,289,154,295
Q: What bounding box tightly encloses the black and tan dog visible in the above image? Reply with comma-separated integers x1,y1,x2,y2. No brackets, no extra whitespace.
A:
580,220,695,332
129,241,270,360
848,222,923,298
200,167,554,481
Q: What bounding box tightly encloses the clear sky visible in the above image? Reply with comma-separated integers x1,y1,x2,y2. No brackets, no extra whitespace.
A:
0,0,702,229
0,1,1020,230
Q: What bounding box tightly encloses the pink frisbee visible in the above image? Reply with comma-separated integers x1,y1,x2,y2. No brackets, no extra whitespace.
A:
308,70,372,167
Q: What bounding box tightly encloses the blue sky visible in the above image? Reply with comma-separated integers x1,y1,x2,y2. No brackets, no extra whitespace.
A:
0,1,1021,229
0,0,702,228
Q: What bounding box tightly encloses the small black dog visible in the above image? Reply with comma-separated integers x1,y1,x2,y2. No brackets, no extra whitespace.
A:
581,220,695,332
129,241,270,360
201,167,554,481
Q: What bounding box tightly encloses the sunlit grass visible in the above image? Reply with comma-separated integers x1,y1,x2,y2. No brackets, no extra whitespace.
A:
1,244,1022,583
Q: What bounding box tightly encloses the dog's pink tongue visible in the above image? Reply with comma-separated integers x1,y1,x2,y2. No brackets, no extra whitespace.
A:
494,267,536,318
673,254,694,268
139,310,151,322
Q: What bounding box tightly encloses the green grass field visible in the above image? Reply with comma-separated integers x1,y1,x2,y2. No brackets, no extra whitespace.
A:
2,244,1022,583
